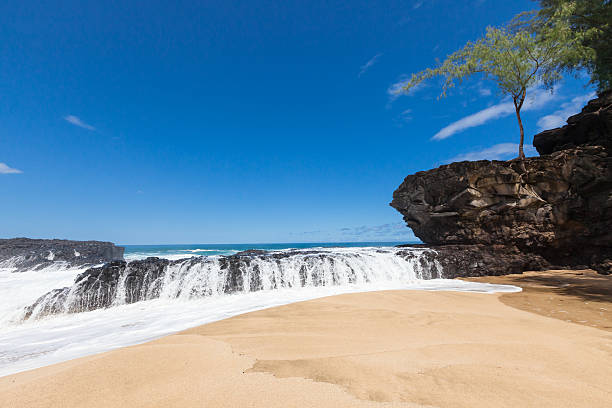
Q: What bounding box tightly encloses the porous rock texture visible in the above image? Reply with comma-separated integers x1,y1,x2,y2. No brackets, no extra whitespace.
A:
392,91,612,275
23,249,445,319
534,90,611,154
0,238,125,272
401,244,550,278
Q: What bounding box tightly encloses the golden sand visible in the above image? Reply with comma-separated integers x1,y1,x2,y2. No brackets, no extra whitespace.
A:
1,270,611,407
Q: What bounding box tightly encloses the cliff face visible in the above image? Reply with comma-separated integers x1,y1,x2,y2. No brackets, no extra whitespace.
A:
391,92,612,275
534,90,611,155
0,238,125,272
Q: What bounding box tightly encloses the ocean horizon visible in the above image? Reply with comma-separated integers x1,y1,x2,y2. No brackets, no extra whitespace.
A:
122,241,421,260
0,241,516,377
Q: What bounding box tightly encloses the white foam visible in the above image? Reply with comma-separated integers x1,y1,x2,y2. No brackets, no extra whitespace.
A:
0,279,518,377
0,265,89,325
124,253,199,261
123,250,239,261
0,247,520,377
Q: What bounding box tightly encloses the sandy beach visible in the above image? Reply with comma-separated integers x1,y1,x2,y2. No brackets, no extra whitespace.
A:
1,270,611,408
465,269,612,332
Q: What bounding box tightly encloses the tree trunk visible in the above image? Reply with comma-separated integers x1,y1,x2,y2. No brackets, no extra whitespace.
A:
514,94,526,160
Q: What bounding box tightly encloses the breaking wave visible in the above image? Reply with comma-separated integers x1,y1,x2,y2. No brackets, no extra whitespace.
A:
0,245,519,377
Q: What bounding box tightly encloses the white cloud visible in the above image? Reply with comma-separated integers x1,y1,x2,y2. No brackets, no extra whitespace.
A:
387,77,424,103
536,92,596,131
339,223,417,239
64,115,96,131
478,87,492,97
432,88,557,140
446,143,538,163
292,222,417,242
413,1,424,9
359,53,382,77
0,162,22,174
399,109,413,122
388,78,409,98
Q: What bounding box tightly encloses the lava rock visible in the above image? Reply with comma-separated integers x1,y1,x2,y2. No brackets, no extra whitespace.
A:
0,238,125,272
392,92,612,275
398,244,551,278
22,247,446,319
533,90,612,155
391,147,612,273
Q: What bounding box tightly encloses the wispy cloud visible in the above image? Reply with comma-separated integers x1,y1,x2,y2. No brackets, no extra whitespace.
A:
64,115,96,131
399,109,413,122
536,92,596,131
387,77,424,104
468,81,493,98
478,87,492,97
432,88,557,140
392,109,415,128
339,223,417,240
291,222,417,242
0,162,23,174
445,143,538,163
359,53,383,77
413,0,424,9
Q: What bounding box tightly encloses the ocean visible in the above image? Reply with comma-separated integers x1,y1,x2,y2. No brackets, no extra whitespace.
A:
123,241,416,260
0,242,520,377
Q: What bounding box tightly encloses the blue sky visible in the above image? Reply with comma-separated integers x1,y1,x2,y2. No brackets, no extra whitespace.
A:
0,0,596,244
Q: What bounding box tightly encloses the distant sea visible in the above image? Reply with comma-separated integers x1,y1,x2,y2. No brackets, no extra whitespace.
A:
123,242,417,261
2,240,521,378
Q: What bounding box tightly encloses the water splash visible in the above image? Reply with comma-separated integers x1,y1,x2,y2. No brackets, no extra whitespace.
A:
24,247,444,319
0,246,520,377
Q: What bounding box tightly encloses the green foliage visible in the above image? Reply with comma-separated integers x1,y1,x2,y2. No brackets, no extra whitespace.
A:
402,25,576,102
536,0,612,91
401,24,578,158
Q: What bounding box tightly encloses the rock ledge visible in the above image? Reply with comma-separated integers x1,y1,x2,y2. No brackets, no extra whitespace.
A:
391,92,612,275
0,238,125,272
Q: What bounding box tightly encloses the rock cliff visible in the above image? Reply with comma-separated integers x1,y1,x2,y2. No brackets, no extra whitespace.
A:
391,91,612,275
0,238,125,272
534,90,611,154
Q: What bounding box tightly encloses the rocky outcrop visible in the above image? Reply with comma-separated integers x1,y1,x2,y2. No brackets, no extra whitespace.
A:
23,248,445,319
0,238,125,272
25,243,546,320
391,92,612,275
400,244,550,277
534,90,611,155
24,258,167,318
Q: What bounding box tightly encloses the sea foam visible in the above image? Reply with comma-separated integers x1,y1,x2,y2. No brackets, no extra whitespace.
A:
0,246,519,377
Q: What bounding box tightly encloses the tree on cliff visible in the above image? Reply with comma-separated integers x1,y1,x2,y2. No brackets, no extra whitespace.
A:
535,0,612,91
400,25,579,159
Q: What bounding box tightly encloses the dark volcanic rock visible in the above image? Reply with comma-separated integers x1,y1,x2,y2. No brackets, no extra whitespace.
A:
533,90,612,155
391,92,612,275
0,238,125,272
391,146,612,274
399,244,550,277
23,258,166,318
23,247,447,319
391,147,612,250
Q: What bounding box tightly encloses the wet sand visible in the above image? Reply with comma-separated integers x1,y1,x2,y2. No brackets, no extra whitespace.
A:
464,269,612,331
1,270,611,407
